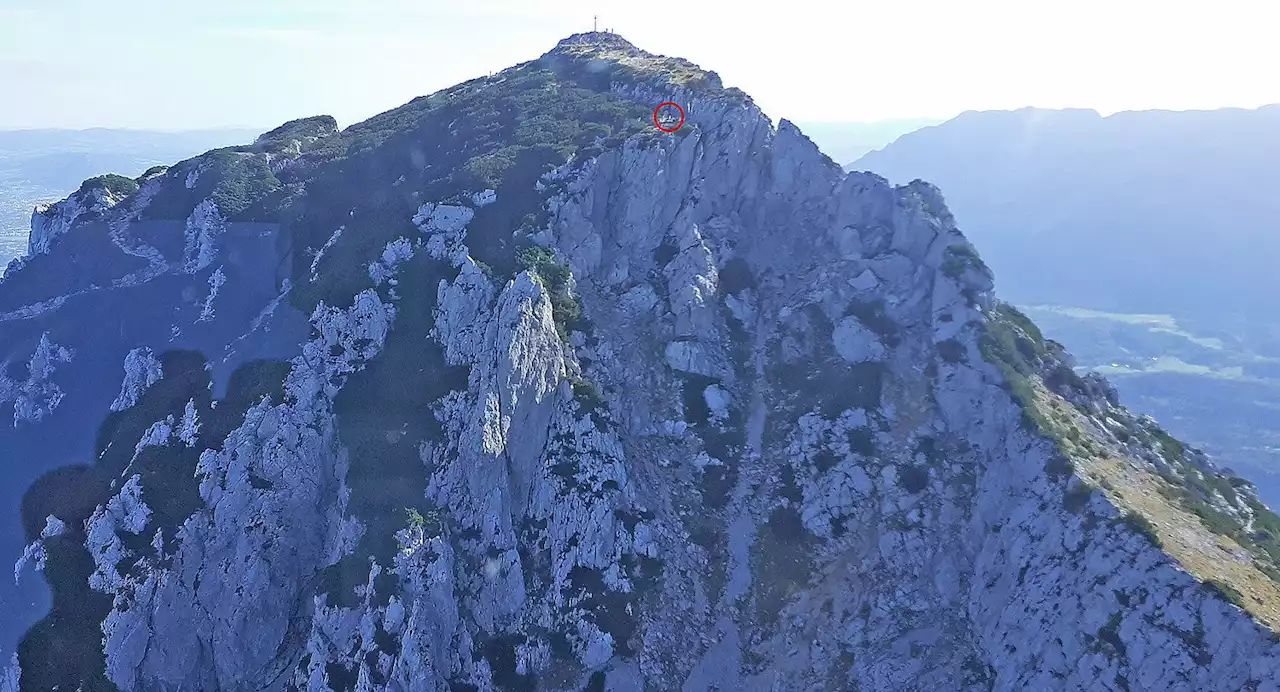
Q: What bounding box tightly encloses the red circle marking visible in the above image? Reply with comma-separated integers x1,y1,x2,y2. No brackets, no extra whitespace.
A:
653,102,685,133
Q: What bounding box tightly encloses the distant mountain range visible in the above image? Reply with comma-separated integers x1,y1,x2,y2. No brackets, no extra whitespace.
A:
852,105,1280,505
794,118,943,165
0,128,260,266
853,106,1280,324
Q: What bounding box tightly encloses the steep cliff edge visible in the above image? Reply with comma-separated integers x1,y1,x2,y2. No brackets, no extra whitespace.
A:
3,33,1279,692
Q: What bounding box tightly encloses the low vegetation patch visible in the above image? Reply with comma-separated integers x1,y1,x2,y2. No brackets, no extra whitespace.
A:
938,338,966,364
140,148,289,223
253,115,338,154
1118,511,1162,548
899,464,930,494
206,151,286,219
978,302,1074,442
718,257,757,295
1205,579,1249,610
80,173,140,199
571,375,605,413
941,243,990,280
752,506,814,627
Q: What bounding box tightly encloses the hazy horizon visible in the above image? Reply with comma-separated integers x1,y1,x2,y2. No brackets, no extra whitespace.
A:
2,0,1278,131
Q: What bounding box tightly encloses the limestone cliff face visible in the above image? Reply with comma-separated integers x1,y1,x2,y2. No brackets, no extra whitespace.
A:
26,182,126,259
3,33,1279,692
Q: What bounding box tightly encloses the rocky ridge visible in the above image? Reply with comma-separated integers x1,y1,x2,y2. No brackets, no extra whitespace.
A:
2,32,1279,692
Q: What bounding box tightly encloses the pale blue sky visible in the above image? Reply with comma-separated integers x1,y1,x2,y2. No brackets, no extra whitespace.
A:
2,0,1277,131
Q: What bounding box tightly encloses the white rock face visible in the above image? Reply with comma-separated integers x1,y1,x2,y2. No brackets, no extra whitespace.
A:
133,416,173,453
178,399,200,446
310,226,344,282
108,475,152,535
832,315,886,363
111,347,164,412
29,202,83,258
27,183,124,257
703,384,731,422
87,475,152,592
185,164,205,189
0,332,74,426
183,199,225,273
0,654,18,692
13,517,69,585
13,542,44,585
434,257,495,364
665,340,719,377
414,203,475,261
41,516,66,539
369,237,415,285
197,266,226,322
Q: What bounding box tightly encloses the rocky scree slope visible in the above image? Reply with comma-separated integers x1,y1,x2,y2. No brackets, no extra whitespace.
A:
4,32,1280,692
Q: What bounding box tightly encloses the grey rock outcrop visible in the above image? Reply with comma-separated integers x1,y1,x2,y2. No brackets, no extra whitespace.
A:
110,347,164,412
183,199,225,274
0,656,17,692
0,333,74,427
26,183,125,258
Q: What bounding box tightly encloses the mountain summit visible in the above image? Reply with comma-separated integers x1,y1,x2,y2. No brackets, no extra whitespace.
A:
2,35,1279,692
547,31,642,52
